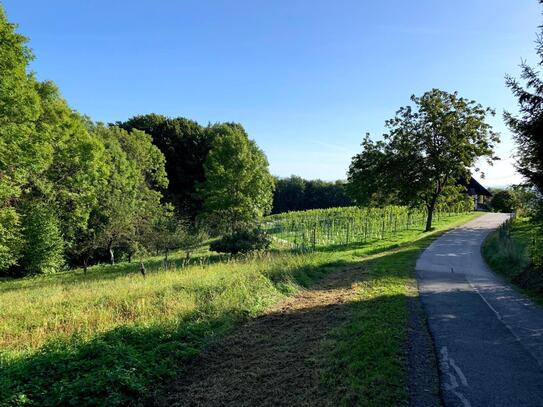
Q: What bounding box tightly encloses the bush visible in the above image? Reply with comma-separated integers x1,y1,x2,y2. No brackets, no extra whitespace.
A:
0,208,22,275
210,228,271,254
19,205,65,275
490,190,515,213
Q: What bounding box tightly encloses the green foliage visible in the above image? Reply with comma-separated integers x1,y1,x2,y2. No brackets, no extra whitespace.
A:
84,125,168,265
0,8,42,272
178,225,208,260
272,176,352,214
118,114,211,217
210,228,271,254
510,184,541,217
505,2,543,195
32,81,108,245
198,124,275,232
482,217,543,300
347,89,499,231
0,7,43,204
147,205,207,261
490,189,515,213
0,208,22,272
19,205,64,275
0,212,477,406
265,203,472,250
0,7,109,275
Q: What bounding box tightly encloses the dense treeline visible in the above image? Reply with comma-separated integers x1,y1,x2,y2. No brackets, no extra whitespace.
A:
0,8,274,277
272,176,352,214
118,116,275,230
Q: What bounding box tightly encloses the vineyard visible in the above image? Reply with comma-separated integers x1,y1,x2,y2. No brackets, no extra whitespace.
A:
264,202,473,250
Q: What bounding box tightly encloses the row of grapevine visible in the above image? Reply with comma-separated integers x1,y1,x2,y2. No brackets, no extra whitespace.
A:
263,201,472,250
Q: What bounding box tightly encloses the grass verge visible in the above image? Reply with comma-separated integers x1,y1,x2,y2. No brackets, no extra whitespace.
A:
482,217,543,304
313,215,481,406
0,212,478,406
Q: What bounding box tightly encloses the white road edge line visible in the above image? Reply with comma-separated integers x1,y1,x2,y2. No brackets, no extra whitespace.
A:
440,346,471,406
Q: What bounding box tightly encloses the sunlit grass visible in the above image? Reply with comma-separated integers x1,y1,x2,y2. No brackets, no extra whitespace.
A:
0,212,479,406
483,217,543,304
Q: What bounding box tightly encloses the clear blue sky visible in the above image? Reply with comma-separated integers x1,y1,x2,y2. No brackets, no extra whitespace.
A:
3,1,541,185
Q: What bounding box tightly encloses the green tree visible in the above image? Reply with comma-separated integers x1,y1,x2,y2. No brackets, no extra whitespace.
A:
510,184,539,217
0,6,43,271
86,125,168,265
198,124,275,232
489,189,515,213
0,209,21,273
148,204,185,261
179,226,207,261
347,89,499,231
505,1,543,195
31,81,107,248
271,176,352,213
118,114,210,217
272,176,306,213
19,205,64,275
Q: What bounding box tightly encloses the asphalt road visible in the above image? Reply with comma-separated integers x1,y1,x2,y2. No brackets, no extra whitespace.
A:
417,213,543,407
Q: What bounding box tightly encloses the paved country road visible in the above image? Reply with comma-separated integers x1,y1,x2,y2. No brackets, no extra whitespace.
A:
417,213,543,407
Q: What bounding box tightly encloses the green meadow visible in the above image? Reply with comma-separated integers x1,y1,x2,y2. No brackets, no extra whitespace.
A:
0,212,478,406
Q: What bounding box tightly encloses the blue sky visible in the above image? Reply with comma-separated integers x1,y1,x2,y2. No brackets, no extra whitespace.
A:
3,1,541,185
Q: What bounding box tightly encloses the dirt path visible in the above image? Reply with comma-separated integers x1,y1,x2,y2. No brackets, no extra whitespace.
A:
157,264,367,406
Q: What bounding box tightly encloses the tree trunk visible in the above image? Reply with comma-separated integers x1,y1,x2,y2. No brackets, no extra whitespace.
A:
425,202,436,232
83,258,88,275
107,241,115,265
140,260,146,277
128,253,132,263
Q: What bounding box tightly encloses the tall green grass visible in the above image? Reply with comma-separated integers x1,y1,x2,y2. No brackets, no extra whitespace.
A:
0,211,478,406
483,217,543,302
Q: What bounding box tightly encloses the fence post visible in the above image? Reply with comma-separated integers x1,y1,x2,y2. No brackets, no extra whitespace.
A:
312,222,317,250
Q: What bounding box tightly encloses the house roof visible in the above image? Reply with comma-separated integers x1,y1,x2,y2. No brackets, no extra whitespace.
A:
458,176,492,197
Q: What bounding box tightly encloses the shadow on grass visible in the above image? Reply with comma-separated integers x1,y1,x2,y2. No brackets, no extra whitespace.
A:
0,230,452,406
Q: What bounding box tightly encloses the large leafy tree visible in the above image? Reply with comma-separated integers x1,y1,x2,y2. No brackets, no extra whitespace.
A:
347,89,499,231
0,7,43,270
198,123,275,231
0,8,107,275
505,0,543,195
84,125,168,265
31,81,107,247
118,114,211,217
19,204,65,274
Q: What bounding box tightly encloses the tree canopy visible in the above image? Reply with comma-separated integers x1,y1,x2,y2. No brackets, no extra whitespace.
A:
197,123,275,231
347,89,499,231
505,0,543,195
118,114,211,217
272,176,352,214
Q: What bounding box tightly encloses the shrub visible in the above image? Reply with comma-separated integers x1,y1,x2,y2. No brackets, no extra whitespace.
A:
490,190,515,213
0,208,22,275
19,205,65,275
210,228,271,254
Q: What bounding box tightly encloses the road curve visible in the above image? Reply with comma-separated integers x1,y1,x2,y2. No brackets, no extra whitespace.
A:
417,213,543,407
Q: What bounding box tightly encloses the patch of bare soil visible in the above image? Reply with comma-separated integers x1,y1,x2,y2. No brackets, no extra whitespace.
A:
156,265,368,407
